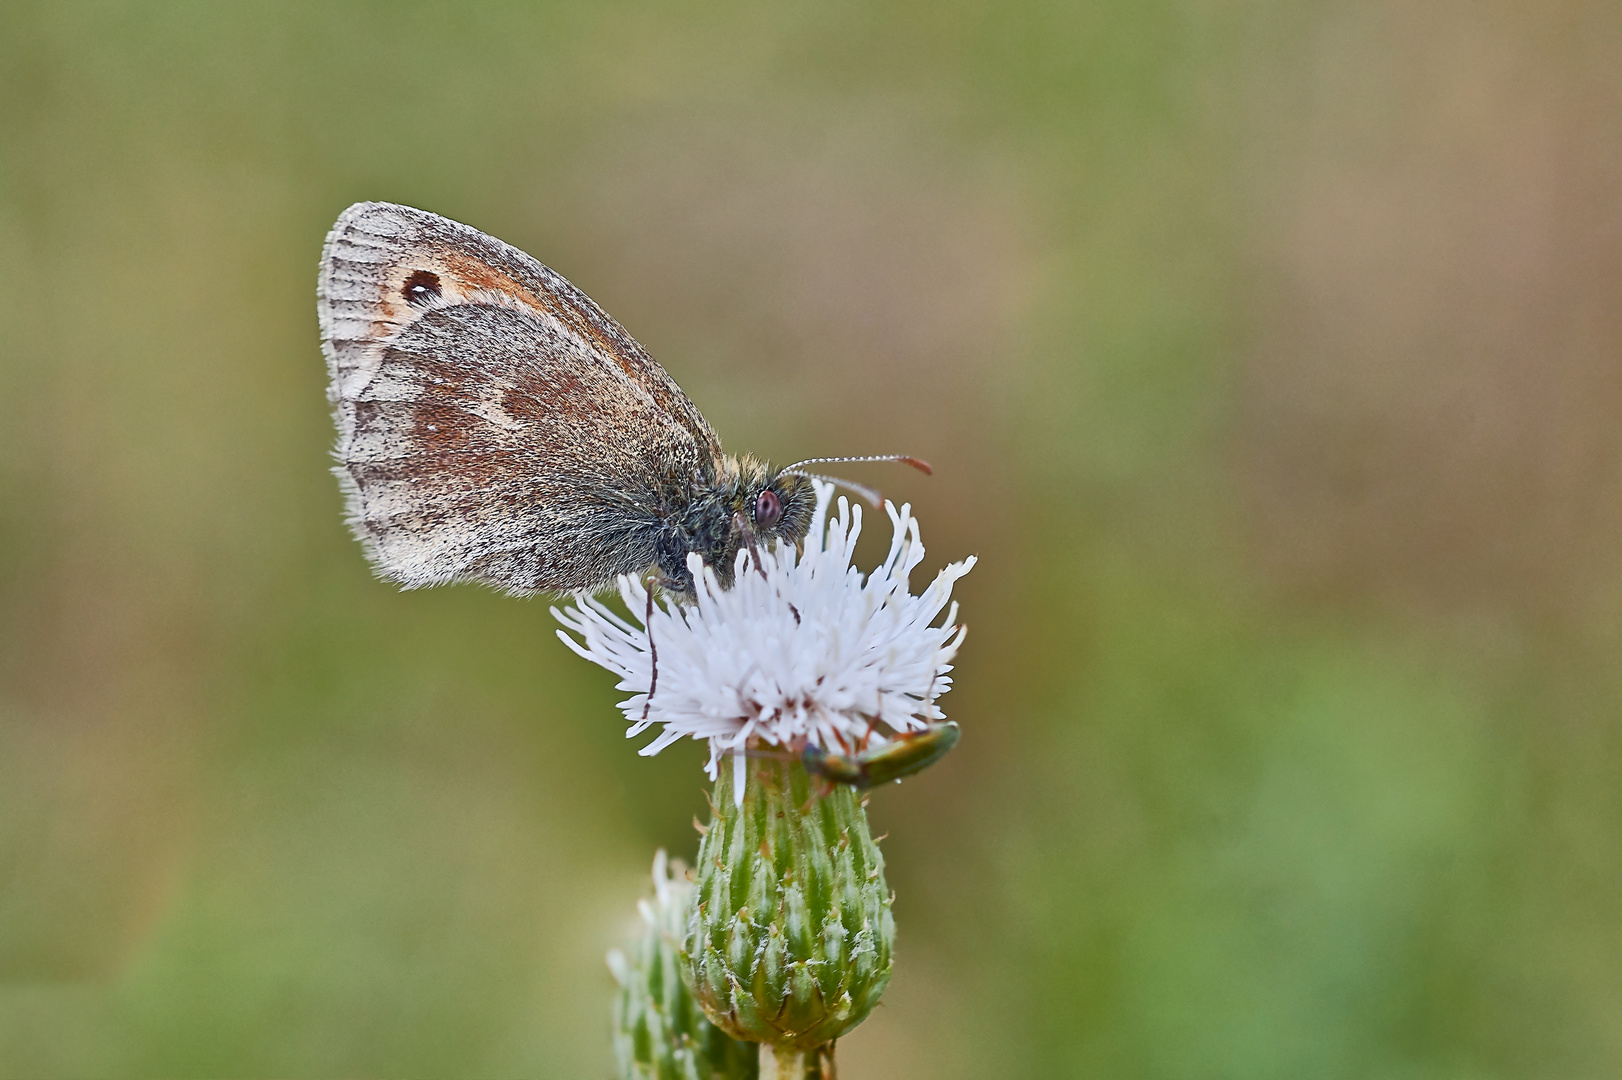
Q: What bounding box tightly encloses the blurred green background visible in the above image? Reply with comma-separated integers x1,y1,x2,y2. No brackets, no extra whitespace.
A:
4,1,1622,1076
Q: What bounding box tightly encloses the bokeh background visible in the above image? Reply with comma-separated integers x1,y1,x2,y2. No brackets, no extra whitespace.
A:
4,1,1622,1076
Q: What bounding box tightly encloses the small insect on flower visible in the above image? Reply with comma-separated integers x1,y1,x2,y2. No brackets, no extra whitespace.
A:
802,721,961,789
555,483,974,804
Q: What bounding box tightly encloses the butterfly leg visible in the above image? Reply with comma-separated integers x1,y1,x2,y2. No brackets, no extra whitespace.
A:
731,512,770,583
640,575,659,722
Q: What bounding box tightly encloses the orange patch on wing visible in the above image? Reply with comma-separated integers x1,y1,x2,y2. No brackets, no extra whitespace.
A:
437,251,550,313
437,249,645,383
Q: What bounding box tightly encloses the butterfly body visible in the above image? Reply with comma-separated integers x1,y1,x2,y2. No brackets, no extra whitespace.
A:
318,202,814,596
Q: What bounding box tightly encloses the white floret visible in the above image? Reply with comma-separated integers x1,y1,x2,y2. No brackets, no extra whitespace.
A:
554,482,974,804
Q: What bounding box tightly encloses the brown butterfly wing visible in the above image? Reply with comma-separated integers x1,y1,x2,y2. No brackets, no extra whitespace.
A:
317,202,723,593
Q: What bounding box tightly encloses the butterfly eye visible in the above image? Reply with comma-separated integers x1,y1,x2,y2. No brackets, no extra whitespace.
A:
402,269,442,306
754,488,783,529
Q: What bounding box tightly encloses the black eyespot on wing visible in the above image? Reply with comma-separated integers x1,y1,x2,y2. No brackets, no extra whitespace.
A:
754,488,783,529
402,269,442,306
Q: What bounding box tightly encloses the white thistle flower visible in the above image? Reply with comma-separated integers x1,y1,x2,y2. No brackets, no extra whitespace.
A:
553,482,974,804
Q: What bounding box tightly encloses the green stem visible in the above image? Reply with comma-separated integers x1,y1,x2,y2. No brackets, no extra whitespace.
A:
762,1041,836,1079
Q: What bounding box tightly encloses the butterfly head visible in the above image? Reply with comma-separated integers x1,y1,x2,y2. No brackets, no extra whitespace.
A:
659,453,935,596
712,455,816,585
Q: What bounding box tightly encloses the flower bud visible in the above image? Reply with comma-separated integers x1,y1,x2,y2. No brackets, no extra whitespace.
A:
685,758,894,1050
609,851,759,1080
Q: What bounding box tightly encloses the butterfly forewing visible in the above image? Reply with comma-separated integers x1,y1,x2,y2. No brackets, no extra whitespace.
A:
317,202,723,594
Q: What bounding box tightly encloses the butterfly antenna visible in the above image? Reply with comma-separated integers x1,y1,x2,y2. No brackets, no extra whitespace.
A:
780,455,931,507
781,454,932,476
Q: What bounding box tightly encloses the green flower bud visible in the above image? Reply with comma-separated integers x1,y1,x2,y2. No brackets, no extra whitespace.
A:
609,852,759,1080
685,758,894,1051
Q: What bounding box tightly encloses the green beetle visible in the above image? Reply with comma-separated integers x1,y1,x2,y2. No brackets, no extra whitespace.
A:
802,722,961,789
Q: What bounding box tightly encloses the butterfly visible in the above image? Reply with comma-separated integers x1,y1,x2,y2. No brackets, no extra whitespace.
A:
317,202,924,596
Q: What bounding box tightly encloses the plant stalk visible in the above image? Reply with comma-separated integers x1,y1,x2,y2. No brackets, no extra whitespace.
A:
761,1041,836,1079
